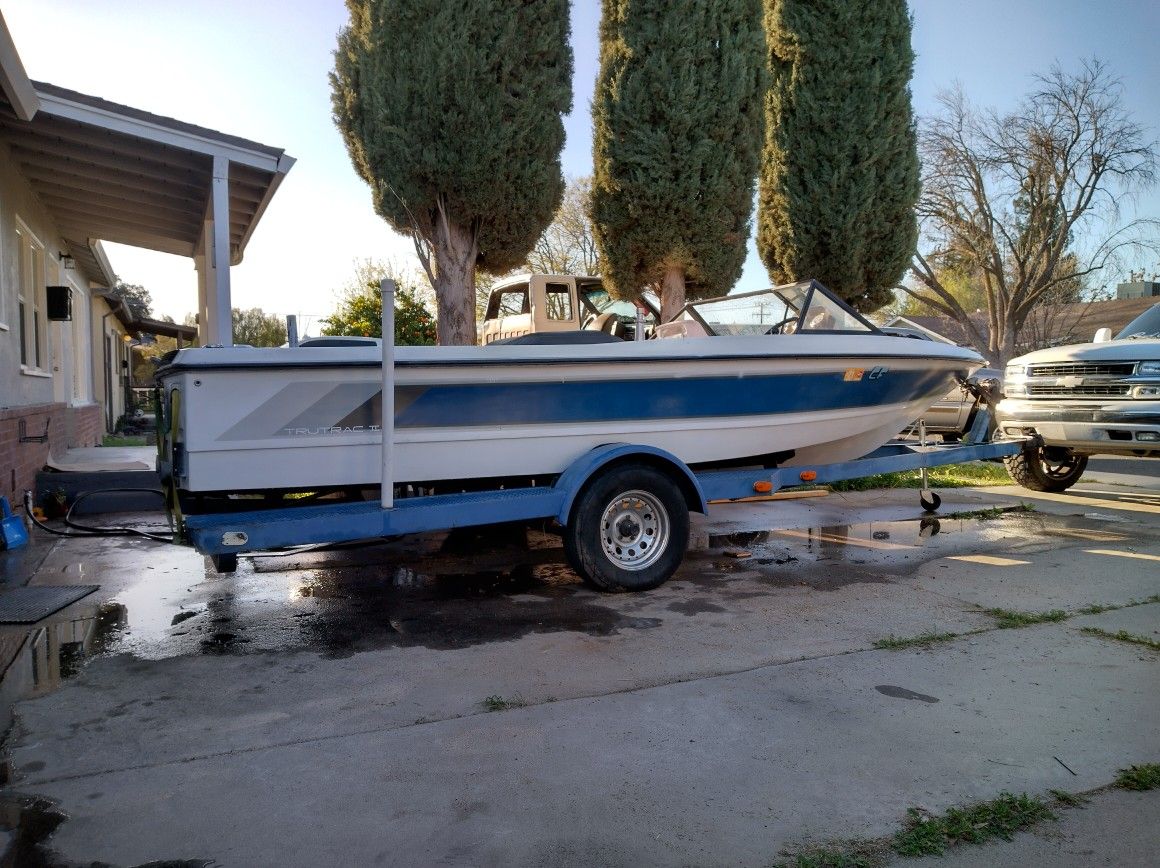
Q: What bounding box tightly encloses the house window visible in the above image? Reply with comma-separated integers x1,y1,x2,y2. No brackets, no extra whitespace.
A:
15,220,48,373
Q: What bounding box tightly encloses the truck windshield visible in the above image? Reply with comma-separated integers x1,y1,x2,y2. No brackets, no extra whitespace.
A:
580,285,656,324
1116,303,1160,339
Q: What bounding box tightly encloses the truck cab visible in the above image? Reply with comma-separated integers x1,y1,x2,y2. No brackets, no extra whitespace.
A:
480,274,657,344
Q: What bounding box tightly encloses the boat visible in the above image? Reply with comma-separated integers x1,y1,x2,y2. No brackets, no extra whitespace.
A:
155,279,983,503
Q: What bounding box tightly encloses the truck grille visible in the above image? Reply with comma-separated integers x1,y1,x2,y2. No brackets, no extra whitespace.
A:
1027,384,1132,397
1028,362,1136,377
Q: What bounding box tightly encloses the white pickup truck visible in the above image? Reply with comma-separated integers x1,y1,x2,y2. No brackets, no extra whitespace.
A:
996,303,1160,490
480,274,657,344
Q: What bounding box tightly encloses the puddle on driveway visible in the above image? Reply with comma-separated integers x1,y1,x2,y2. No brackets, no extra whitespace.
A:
0,528,665,686
2,510,1150,708
707,513,1050,579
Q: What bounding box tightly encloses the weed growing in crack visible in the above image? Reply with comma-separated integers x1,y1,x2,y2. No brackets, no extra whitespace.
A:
873,632,962,650
1115,764,1160,791
481,695,526,712
1080,627,1160,652
984,608,1068,629
892,793,1056,857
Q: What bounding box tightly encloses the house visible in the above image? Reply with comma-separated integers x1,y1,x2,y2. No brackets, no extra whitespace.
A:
887,296,1158,362
0,11,293,511
880,315,957,344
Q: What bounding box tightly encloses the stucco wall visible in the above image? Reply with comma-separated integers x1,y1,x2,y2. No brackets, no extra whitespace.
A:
0,139,71,407
0,139,108,509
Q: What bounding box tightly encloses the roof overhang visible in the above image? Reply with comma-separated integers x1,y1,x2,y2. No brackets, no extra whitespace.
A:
135,316,199,342
91,289,138,333
0,79,293,286
91,290,199,342
0,11,37,121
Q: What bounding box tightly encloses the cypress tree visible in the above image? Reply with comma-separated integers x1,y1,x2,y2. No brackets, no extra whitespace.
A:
331,1,572,344
758,0,919,311
591,0,766,320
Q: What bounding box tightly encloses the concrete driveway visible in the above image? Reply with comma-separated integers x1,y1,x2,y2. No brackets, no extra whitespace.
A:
1,477,1157,866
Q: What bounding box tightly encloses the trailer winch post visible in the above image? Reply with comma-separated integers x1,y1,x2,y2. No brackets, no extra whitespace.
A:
380,279,396,510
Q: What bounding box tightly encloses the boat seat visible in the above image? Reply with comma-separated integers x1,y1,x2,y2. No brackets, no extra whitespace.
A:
488,331,623,346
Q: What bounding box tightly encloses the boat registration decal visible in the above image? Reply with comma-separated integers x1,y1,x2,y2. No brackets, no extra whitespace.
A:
843,368,864,381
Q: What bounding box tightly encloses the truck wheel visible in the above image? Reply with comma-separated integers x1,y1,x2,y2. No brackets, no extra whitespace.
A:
1003,445,1088,492
564,464,689,592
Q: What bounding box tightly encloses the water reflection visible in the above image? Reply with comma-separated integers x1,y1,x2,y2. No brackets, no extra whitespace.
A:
0,602,126,728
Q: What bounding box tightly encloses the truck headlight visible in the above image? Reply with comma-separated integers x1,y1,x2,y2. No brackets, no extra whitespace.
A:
1138,361,1160,376
1132,385,1160,399
1004,364,1028,397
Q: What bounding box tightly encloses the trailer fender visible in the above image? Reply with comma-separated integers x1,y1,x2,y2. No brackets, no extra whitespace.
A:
553,444,708,525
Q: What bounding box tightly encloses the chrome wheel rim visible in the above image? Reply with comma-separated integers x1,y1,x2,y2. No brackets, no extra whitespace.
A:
1042,456,1082,480
600,489,669,571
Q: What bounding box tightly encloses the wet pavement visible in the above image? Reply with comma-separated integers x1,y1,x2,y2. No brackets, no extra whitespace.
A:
0,480,1157,866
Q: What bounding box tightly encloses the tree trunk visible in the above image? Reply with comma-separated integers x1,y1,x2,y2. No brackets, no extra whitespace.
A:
431,219,478,346
989,326,1018,369
660,266,686,323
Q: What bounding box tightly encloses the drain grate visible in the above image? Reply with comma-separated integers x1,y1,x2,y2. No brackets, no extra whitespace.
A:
0,586,100,624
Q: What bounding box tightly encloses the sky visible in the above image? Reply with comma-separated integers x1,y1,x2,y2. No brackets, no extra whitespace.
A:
5,0,1160,327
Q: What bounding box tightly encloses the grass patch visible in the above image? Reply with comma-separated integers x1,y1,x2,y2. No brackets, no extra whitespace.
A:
1115,764,1160,791
984,608,1068,629
1049,789,1089,807
874,632,962,651
829,462,1015,492
946,506,1005,520
1080,627,1160,652
102,434,147,447
1077,603,1116,615
481,695,525,712
775,846,881,868
1077,594,1160,616
892,793,1055,857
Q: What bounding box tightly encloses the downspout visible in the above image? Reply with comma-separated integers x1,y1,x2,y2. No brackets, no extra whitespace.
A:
99,294,127,432
101,308,114,432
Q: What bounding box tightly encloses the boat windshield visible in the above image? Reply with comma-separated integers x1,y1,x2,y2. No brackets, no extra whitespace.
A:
1116,303,1160,339
676,281,877,336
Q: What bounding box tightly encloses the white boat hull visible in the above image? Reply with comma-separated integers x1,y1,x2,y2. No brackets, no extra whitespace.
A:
159,336,982,494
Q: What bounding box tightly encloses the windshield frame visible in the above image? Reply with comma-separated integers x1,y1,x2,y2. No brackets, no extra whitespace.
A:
677,280,881,337
1115,303,1160,340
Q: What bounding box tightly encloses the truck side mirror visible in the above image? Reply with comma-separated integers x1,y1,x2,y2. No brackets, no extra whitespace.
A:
1093,327,1112,343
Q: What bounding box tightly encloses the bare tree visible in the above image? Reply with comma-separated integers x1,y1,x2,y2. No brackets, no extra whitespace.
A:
905,60,1158,365
526,177,601,276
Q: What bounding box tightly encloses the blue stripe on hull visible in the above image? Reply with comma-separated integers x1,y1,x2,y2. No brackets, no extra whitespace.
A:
393,368,958,429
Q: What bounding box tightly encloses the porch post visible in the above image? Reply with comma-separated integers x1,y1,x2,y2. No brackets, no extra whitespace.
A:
203,154,233,346
194,250,209,346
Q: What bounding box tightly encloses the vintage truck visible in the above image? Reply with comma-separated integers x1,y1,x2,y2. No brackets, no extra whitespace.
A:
479,273,657,344
996,303,1160,490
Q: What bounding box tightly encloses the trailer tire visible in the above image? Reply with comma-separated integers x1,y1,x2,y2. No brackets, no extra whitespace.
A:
1003,444,1088,492
564,464,689,592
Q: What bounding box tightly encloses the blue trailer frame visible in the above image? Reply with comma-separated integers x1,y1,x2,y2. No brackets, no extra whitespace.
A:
184,436,1022,556
178,281,1032,586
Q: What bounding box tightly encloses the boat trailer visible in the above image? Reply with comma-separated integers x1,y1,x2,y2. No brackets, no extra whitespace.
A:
178,281,1033,592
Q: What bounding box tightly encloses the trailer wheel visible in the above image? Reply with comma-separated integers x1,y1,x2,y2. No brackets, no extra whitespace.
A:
564,464,689,592
1003,444,1088,492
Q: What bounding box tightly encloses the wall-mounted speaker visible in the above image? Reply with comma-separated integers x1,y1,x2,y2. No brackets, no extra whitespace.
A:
46,285,72,321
